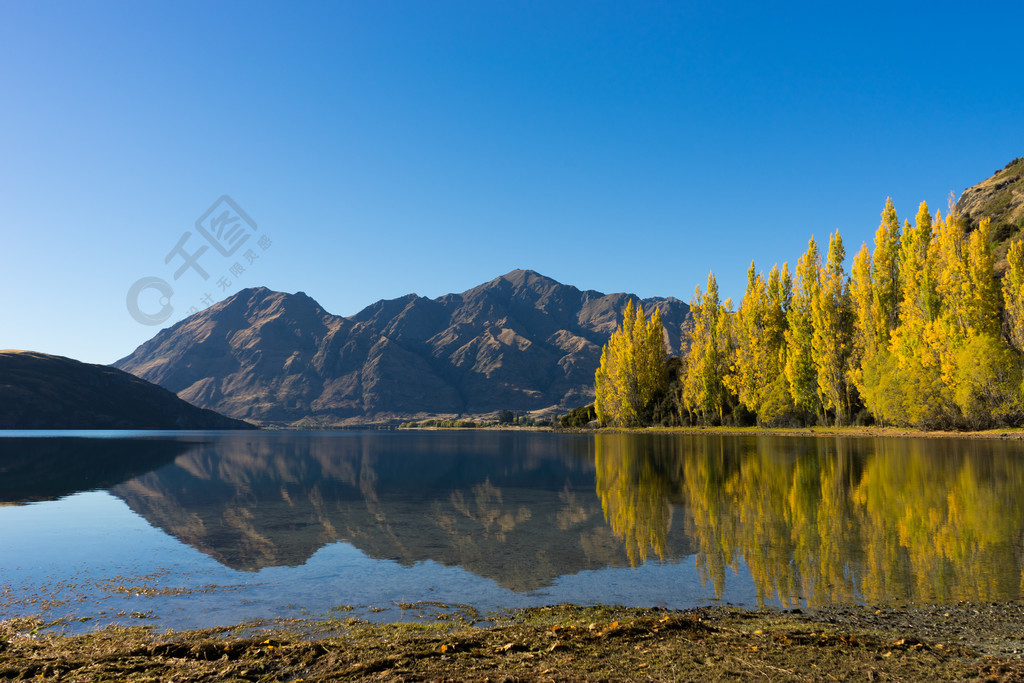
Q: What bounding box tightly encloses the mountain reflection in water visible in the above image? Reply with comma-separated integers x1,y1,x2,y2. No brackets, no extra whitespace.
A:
109,432,694,591
4,431,1023,609
0,436,189,504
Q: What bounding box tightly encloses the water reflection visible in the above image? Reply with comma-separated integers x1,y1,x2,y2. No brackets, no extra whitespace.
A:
594,433,1024,606
4,431,1022,611
0,437,188,504
108,432,694,591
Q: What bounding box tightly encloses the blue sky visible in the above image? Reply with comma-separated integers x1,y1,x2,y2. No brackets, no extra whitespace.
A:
2,1,1022,364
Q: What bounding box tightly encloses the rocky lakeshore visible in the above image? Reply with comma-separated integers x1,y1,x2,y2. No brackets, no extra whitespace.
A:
2,602,1023,681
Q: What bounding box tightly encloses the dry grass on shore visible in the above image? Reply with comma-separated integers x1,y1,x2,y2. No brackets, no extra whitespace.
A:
3,603,1023,681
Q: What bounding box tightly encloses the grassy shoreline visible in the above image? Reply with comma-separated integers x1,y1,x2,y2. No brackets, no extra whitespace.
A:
596,424,1024,440
3,603,1023,681
402,423,1024,441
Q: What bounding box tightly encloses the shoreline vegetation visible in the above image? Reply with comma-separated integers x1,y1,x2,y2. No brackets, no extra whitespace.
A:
396,421,1024,440
397,180,1024,440
592,186,1024,433
3,602,1023,681
595,424,1024,440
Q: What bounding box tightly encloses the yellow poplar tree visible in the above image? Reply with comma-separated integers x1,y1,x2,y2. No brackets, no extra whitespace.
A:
895,204,935,335
718,295,737,415
683,272,729,424
594,299,668,427
860,204,904,425
757,263,795,424
921,206,1020,427
927,208,991,380
965,217,1001,338
1004,238,1024,353
785,237,821,417
885,202,946,426
811,231,853,425
952,217,1021,426
848,241,874,398
952,334,1023,428
930,207,969,383
764,264,790,365
728,262,769,414
729,262,791,424
871,198,902,345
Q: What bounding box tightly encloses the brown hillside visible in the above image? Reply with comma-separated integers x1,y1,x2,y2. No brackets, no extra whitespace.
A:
956,156,1024,269
114,270,690,426
0,350,254,430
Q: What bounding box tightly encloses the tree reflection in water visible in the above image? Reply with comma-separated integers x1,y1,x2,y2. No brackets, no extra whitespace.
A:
594,433,1024,606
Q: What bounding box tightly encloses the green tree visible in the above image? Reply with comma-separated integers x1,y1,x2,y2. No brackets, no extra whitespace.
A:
560,404,597,428
594,300,668,427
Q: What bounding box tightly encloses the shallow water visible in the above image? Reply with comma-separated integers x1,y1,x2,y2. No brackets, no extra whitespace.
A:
1,430,1022,631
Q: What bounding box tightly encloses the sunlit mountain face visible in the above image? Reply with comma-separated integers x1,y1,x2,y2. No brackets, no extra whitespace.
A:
113,270,690,425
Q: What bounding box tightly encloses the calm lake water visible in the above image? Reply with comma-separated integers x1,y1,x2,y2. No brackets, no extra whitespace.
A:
1,430,1023,631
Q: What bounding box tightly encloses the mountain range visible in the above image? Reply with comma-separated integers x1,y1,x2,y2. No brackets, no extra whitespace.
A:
114,270,690,426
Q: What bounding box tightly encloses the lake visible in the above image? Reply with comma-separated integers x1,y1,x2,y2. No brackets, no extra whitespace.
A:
1,430,1022,632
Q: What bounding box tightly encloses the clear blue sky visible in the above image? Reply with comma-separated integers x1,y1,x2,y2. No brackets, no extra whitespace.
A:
2,1,1022,364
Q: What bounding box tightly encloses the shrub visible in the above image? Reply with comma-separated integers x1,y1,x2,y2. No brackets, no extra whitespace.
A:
560,404,597,428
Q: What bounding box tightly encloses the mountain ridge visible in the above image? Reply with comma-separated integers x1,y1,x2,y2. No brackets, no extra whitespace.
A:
0,350,254,430
114,269,690,425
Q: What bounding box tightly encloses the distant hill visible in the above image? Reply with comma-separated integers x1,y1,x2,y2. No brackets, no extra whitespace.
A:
956,156,1024,268
114,269,690,425
0,350,254,430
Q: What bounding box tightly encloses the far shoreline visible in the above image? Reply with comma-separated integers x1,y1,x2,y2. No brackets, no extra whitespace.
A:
395,423,1024,441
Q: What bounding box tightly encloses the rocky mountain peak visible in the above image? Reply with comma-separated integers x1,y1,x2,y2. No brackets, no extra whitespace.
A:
114,271,690,426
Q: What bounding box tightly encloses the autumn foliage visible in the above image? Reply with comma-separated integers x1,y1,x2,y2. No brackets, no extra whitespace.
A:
594,300,668,427
597,198,1024,429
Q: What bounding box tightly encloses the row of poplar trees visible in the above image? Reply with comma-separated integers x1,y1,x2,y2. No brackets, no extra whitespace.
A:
594,300,667,427
595,199,1024,429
